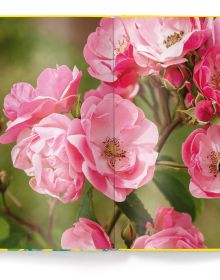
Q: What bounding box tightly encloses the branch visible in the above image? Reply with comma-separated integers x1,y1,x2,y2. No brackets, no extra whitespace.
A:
156,117,183,153
1,193,57,248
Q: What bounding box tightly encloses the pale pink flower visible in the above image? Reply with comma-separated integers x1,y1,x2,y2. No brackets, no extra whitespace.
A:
195,100,215,122
132,207,205,249
61,218,112,250
83,18,150,88
182,125,220,198
0,65,82,144
68,94,158,202
133,17,212,68
193,45,220,106
12,113,84,203
85,82,139,101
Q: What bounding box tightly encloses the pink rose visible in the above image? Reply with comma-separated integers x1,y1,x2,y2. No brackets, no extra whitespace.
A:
195,100,215,122
12,113,84,203
184,92,195,108
85,82,139,101
61,218,112,250
194,45,220,106
0,65,82,144
68,93,158,202
132,207,205,249
163,65,188,90
182,124,220,198
133,17,212,68
83,18,147,89
210,18,220,46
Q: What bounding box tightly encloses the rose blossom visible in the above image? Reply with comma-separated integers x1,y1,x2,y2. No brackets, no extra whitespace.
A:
132,207,205,249
0,65,82,144
61,218,112,250
83,18,153,91
12,113,84,203
68,93,158,202
133,17,212,68
84,82,139,101
182,124,220,198
195,100,215,122
193,45,220,108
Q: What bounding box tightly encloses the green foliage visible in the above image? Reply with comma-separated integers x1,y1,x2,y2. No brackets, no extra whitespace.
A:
0,216,10,241
76,186,96,221
116,192,153,235
154,168,203,221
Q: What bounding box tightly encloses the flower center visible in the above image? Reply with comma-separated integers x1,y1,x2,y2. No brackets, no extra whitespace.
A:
114,35,129,55
103,137,126,168
163,31,184,48
210,71,220,90
207,151,220,177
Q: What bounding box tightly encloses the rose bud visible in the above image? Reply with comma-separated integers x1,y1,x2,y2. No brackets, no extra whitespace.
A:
185,92,195,108
195,100,215,122
163,65,188,90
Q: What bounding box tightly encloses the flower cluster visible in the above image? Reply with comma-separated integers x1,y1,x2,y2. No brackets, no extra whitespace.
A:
132,208,205,249
3,16,220,250
60,207,205,250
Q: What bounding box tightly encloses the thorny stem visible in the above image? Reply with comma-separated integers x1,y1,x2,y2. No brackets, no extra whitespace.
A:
1,193,57,248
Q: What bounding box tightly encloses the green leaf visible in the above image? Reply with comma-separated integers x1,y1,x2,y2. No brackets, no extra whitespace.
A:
154,168,202,221
76,186,96,221
0,216,10,241
178,107,196,120
71,95,81,118
116,192,153,235
210,117,220,125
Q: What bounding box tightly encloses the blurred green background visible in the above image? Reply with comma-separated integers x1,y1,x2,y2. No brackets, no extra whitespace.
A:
0,18,219,249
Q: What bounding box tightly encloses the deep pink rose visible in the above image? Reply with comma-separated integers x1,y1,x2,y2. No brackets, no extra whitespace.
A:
83,18,148,89
132,207,205,249
85,82,139,101
12,113,84,203
184,92,195,108
182,124,220,198
61,218,112,250
133,17,212,68
195,100,215,122
0,65,82,144
68,93,158,202
212,18,220,45
194,45,220,106
163,65,188,90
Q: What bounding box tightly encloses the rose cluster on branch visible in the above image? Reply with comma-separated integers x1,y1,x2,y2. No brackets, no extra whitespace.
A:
1,17,220,250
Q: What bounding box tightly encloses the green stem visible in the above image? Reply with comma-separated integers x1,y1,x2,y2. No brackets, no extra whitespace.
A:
156,160,187,169
156,117,182,153
107,207,121,236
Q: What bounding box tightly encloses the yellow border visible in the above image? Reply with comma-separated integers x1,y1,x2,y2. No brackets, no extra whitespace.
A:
0,14,219,253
